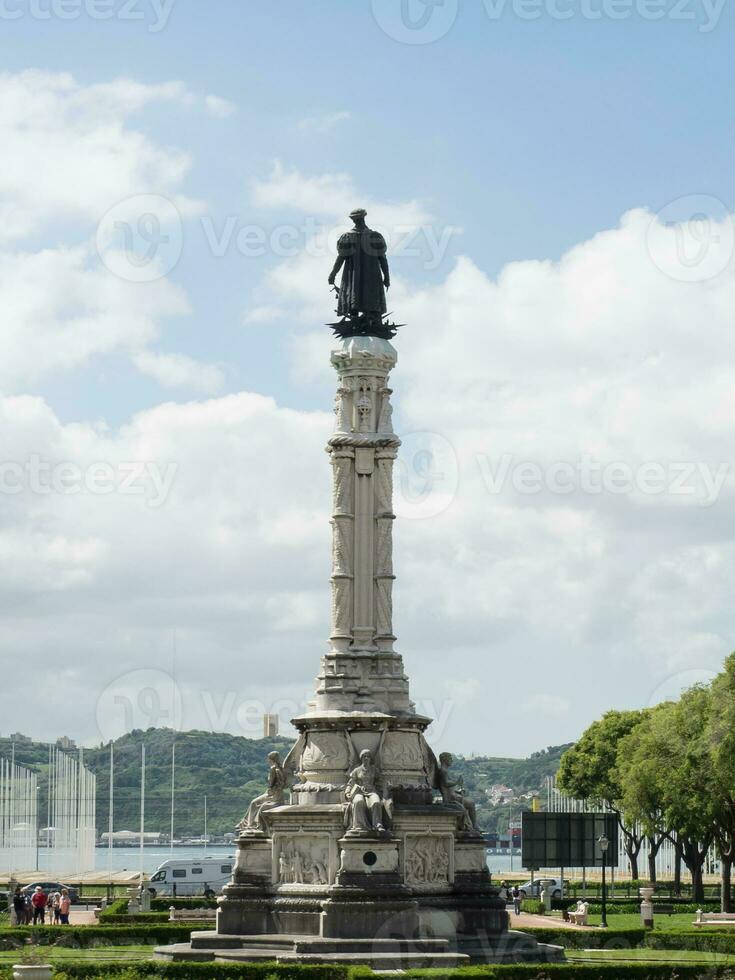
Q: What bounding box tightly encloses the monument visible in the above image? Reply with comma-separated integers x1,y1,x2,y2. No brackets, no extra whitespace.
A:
157,211,563,968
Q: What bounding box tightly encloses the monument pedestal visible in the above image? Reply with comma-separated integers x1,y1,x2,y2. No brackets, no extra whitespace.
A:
155,335,563,967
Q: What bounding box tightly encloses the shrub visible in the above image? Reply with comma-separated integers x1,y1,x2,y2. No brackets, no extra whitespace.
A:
0,924,211,948
520,926,647,950
150,897,218,911
520,900,546,915
648,930,735,955
51,965,353,979
48,965,735,980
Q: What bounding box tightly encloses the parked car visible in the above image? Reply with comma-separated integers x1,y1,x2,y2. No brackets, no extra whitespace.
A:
20,881,80,903
518,877,568,900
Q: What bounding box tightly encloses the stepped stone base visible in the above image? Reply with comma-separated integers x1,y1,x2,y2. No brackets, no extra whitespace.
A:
155,931,563,968
154,800,564,968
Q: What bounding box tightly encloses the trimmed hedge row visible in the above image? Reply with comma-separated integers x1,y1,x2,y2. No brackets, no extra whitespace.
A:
43,966,735,980
100,914,170,924
648,931,735,955
0,924,211,948
521,926,647,949
98,897,187,924
401,969,735,980
151,897,218,911
50,967,352,980
554,899,723,914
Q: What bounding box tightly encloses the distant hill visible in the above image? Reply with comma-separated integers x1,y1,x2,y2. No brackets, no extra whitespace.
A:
0,730,571,837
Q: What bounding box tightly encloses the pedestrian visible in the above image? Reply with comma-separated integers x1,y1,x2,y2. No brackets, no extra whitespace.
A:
31,886,47,925
12,887,25,926
512,885,522,916
23,893,33,924
51,891,61,925
59,888,71,925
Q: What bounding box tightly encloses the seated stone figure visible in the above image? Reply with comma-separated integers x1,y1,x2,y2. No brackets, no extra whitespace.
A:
436,752,480,833
344,749,390,835
238,751,287,832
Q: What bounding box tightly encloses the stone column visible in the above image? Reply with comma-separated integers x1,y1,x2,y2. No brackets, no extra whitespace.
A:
327,337,400,656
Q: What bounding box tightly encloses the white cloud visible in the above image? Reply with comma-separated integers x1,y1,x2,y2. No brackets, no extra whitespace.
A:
0,70,235,395
240,194,735,751
251,160,432,229
133,351,225,394
0,390,332,742
297,110,351,133
0,245,188,392
205,94,237,118
0,70,208,243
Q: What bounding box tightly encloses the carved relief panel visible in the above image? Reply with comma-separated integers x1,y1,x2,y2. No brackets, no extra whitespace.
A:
403,834,453,889
274,833,333,886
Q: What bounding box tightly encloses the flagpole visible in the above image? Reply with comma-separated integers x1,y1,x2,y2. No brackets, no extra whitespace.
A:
170,740,175,858
108,743,114,877
139,743,145,883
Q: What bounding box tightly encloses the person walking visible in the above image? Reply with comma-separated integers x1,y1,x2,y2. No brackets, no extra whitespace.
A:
31,886,47,925
58,888,71,925
512,885,522,916
50,891,61,925
12,887,25,926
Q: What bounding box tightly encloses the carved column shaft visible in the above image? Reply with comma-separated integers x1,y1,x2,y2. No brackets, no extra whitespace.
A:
327,338,400,656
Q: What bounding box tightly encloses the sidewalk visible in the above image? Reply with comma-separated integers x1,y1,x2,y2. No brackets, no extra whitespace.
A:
510,910,590,930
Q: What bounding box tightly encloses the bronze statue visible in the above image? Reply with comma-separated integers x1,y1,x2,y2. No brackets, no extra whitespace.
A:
328,209,398,339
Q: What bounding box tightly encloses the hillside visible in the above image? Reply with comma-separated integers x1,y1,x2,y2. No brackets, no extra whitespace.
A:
0,730,571,837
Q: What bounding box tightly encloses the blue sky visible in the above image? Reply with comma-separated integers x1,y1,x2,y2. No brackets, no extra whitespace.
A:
7,0,734,422
1,0,735,754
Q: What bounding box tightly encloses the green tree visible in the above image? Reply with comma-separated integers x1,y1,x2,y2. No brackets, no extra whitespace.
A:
557,709,646,879
706,652,735,911
617,690,716,902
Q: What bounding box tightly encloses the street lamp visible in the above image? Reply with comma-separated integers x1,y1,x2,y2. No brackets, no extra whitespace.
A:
598,834,609,929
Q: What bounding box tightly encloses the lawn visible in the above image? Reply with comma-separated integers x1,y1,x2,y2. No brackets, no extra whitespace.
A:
585,912,730,931
568,948,735,965
0,945,155,965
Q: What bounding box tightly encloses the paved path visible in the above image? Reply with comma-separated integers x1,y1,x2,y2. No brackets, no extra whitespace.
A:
69,908,98,925
509,911,589,930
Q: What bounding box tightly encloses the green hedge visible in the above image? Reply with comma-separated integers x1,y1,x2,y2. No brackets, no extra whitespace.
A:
98,898,129,918
647,930,735,955
0,924,211,948
520,900,546,915
150,897,218,911
521,926,647,949
51,966,352,980
44,966,735,980
401,969,735,980
98,897,190,923
554,899,723,914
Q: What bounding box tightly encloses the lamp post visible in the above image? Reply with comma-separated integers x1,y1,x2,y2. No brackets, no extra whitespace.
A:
598,834,609,929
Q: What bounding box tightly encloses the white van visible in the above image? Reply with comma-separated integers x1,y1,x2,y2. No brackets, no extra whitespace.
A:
148,856,234,896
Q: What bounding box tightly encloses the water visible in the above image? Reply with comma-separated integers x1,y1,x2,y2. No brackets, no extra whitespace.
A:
32,846,526,878
35,845,236,876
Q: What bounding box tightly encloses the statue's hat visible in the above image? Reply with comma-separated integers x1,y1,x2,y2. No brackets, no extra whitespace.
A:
349,207,367,219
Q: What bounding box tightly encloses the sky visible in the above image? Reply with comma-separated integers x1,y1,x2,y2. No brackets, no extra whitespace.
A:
1,0,735,757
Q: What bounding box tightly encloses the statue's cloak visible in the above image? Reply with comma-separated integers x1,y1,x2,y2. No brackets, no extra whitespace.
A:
335,227,388,316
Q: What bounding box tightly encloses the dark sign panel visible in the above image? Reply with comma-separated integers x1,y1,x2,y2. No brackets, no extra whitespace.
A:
521,812,619,870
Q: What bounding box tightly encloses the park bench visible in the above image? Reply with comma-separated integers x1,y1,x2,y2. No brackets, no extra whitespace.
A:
653,904,675,916
169,906,217,922
694,910,735,926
